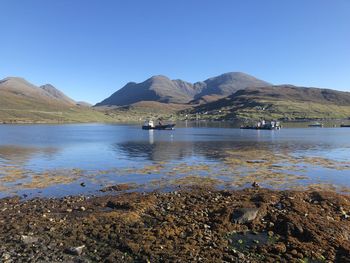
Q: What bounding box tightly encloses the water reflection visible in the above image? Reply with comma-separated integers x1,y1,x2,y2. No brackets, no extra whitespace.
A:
0,145,58,164
0,124,349,197
115,141,194,162
148,130,154,145
114,138,338,163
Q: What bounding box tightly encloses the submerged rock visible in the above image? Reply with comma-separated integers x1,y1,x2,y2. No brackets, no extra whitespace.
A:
100,183,134,192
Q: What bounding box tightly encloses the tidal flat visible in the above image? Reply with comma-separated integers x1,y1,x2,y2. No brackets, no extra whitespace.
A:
0,124,350,262
1,147,350,197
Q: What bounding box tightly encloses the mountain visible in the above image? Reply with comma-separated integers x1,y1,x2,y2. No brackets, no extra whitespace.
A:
185,85,350,120
193,72,270,100
95,72,270,106
0,77,73,108
0,77,115,123
3,74,349,123
96,75,198,106
40,84,76,105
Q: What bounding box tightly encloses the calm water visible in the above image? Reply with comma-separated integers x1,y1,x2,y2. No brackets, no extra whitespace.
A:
0,123,349,198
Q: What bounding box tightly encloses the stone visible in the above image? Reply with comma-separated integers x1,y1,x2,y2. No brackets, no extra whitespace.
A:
297,252,304,259
273,242,287,254
279,221,304,237
106,200,132,210
232,208,259,224
252,181,260,188
65,245,85,256
21,235,39,244
2,253,11,260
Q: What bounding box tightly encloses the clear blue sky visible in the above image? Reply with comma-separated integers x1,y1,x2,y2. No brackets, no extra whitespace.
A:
0,0,349,104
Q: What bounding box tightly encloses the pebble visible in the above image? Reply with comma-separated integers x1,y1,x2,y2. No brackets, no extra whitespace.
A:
65,245,85,256
273,242,287,254
297,252,304,258
0,188,349,262
2,253,11,260
252,181,260,188
21,235,38,244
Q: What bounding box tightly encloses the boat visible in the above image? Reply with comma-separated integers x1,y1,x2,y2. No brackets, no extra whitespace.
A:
240,120,281,130
308,122,323,127
142,120,175,130
240,125,281,130
340,124,350,128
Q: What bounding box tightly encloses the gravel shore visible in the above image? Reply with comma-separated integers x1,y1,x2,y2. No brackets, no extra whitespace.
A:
0,186,349,262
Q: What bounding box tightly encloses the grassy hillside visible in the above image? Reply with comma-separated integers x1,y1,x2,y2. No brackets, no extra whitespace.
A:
97,101,190,122
0,102,117,124
0,78,117,123
0,76,172,123
181,85,350,121
2,76,350,123
0,91,120,123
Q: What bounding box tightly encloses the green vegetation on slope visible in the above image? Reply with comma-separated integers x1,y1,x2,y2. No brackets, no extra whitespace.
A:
181,85,350,121
98,101,190,122
232,100,350,120
0,78,117,123
0,107,117,124
2,76,350,123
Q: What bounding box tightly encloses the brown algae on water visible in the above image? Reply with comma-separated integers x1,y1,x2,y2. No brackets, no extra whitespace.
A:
0,147,350,195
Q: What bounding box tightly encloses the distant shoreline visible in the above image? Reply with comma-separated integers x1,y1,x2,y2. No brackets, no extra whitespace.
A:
1,118,350,125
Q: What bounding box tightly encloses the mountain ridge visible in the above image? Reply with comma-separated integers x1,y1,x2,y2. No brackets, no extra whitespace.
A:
40,84,76,105
95,72,270,106
2,73,350,123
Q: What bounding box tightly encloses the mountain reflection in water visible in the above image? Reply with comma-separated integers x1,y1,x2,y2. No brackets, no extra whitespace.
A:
0,123,349,197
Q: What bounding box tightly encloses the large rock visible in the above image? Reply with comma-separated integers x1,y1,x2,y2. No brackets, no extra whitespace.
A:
231,207,259,224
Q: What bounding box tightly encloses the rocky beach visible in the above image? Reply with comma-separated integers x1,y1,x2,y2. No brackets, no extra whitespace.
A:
0,186,349,262
2,1,350,262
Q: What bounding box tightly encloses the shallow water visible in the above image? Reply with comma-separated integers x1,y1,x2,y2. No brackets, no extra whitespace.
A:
0,123,349,198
